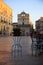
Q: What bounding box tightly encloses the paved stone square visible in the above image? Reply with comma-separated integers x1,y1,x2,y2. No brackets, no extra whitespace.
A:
0,36,43,65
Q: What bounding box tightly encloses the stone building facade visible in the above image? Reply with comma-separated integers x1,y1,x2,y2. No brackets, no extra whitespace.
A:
36,17,43,34
18,11,32,25
0,0,12,36
13,11,33,36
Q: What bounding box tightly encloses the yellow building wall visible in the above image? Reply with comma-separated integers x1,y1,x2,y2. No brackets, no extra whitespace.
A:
0,0,12,35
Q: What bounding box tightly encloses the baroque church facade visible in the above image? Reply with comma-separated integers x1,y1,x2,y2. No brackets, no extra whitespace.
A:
13,11,33,36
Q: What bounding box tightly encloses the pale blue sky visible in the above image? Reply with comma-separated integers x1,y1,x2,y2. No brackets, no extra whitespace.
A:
4,0,43,28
